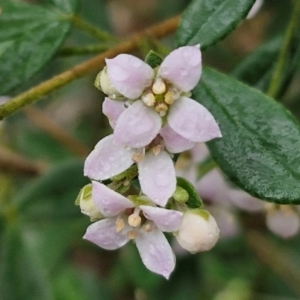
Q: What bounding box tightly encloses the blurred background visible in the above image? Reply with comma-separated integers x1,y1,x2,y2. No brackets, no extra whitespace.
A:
1,0,300,299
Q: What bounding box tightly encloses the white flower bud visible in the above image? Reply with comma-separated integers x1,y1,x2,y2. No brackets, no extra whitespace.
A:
176,209,219,253
78,184,103,220
94,67,122,98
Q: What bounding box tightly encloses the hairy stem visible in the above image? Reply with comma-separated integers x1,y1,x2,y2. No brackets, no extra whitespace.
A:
24,107,90,158
247,230,300,298
267,1,300,99
58,44,112,56
71,15,117,42
0,15,180,120
0,147,46,176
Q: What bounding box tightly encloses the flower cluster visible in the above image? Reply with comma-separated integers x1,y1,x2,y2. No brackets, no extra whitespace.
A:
177,143,300,240
78,46,222,278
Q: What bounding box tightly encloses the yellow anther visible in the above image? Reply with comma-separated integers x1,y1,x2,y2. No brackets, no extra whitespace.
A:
152,79,166,94
152,145,163,156
142,93,156,106
127,230,139,239
142,223,153,232
128,214,142,227
164,91,174,105
116,218,125,232
132,152,144,163
155,103,168,113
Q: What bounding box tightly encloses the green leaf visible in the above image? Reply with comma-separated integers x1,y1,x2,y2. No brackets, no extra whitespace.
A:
176,177,203,208
14,160,89,220
0,225,54,300
177,0,255,49
232,36,282,87
145,50,163,68
193,67,300,204
0,0,78,94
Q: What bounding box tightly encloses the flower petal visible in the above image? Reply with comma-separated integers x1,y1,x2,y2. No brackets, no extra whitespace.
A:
102,97,126,128
160,124,195,153
106,54,154,99
83,218,129,250
138,151,176,207
228,189,263,212
168,97,222,143
135,228,175,279
114,101,162,148
158,45,202,92
140,205,183,232
84,135,134,180
92,181,134,217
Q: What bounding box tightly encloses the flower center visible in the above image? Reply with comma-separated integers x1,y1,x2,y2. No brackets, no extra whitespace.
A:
141,78,180,117
115,207,155,240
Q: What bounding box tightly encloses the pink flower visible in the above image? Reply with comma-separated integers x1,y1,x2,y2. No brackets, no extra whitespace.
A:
83,181,183,279
84,134,176,207
98,45,222,151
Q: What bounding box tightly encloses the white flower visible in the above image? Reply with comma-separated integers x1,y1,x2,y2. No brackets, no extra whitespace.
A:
83,181,183,279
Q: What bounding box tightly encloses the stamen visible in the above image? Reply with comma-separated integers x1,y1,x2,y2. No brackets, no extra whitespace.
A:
164,91,174,105
152,144,163,156
128,207,142,227
152,79,166,94
142,221,154,232
132,152,144,163
142,93,155,106
127,230,139,239
155,103,168,114
116,217,125,232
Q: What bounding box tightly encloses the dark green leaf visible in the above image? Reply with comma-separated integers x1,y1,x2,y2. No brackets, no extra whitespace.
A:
0,225,54,300
176,177,203,208
177,0,255,49
0,0,78,94
145,50,163,69
193,67,300,204
14,160,89,220
232,36,282,86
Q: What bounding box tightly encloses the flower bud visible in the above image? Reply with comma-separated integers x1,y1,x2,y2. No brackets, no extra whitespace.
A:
176,209,219,253
78,184,103,220
94,67,122,98
266,207,300,238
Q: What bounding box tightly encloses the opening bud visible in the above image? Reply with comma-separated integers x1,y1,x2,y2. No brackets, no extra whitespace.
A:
94,67,122,98
78,184,103,220
176,209,219,253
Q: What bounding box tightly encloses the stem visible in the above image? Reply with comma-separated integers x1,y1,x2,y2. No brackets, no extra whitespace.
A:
197,156,217,179
0,147,46,176
71,15,116,42
0,15,180,120
267,1,300,99
58,44,112,56
247,230,300,298
24,107,90,158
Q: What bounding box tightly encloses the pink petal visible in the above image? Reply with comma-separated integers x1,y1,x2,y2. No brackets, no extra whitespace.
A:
138,151,176,207
140,205,183,232
114,101,162,148
83,218,129,250
168,97,222,143
84,135,134,180
92,181,134,217
102,97,126,128
160,124,195,153
158,45,202,92
266,210,300,238
106,54,154,99
135,228,175,279
228,189,263,212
